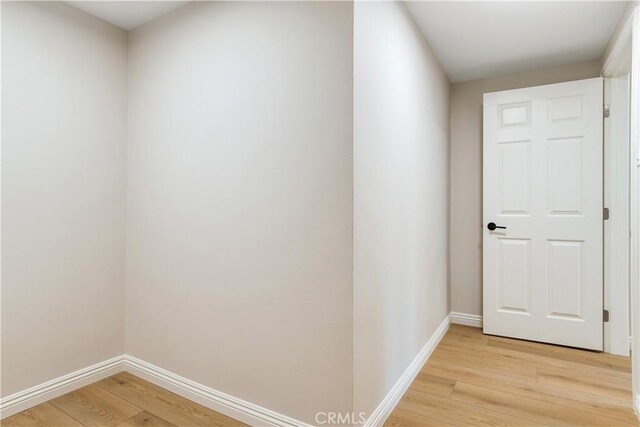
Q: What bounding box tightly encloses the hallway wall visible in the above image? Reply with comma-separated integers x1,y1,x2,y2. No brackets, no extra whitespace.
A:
353,1,450,418
1,2,128,397
125,2,354,423
449,60,603,316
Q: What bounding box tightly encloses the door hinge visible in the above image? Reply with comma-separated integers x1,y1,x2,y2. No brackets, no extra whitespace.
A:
604,207,610,220
603,310,610,322
604,105,610,118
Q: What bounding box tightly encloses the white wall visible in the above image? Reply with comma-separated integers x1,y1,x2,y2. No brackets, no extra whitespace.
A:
126,2,354,423
1,2,128,396
353,1,450,418
3,2,455,421
449,60,602,316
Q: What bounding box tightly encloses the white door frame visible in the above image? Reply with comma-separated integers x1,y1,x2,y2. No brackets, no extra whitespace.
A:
631,8,640,418
603,30,632,356
602,3,639,416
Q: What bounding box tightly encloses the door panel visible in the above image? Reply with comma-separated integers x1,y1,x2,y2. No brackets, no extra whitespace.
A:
483,78,603,350
546,239,583,319
497,238,531,313
498,141,531,215
547,137,583,215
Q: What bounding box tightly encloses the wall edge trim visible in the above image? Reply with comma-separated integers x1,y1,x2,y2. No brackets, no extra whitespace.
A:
0,355,126,419
1,354,313,427
363,313,452,427
450,311,483,328
121,355,312,427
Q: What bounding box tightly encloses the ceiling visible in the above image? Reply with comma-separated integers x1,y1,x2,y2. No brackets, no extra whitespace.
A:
66,1,627,82
66,1,189,30
404,1,628,83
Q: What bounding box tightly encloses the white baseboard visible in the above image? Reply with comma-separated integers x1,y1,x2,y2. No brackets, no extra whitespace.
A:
450,311,483,328
0,355,126,419
123,355,310,427
364,314,451,427
0,354,309,426
1,316,633,425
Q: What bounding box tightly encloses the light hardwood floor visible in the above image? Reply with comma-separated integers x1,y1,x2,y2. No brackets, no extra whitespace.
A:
1,372,247,427
386,324,639,426
3,326,638,426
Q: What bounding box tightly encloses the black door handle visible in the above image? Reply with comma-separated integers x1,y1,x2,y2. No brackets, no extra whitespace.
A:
487,222,506,231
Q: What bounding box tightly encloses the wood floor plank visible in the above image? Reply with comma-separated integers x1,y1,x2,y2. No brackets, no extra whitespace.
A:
445,341,632,381
446,325,489,343
436,362,635,422
449,324,485,334
450,381,622,426
116,411,176,427
431,346,479,363
488,334,631,365
397,389,543,426
423,358,536,389
1,403,84,427
50,384,142,426
440,336,632,376
538,362,632,387
487,337,632,372
429,350,538,381
432,343,633,407
537,366,632,401
387,326,637,426
427,364,637,424
384,408,455,427
95,373,246,427
406,372,455,398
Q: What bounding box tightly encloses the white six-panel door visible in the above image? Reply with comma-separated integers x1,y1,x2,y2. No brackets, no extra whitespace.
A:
483,78,604,350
